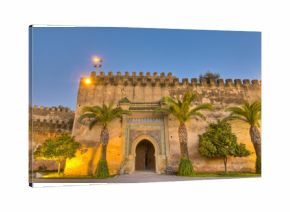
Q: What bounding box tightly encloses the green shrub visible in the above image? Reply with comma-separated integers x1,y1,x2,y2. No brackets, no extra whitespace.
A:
256,156,261,174
177,158,194,176
95,159,109,178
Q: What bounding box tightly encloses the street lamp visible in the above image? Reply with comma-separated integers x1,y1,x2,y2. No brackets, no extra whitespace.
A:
84,78,92,85
92,56,103,75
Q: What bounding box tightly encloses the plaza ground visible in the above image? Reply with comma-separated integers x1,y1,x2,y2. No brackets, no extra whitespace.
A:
31,171,260,184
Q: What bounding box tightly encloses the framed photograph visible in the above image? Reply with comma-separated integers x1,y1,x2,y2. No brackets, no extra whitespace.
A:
29,26,261,187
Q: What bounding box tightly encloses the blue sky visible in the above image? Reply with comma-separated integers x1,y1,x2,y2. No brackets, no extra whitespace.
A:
30,27,261,109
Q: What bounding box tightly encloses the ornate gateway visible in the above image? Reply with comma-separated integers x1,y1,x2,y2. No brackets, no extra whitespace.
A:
120,100,169,174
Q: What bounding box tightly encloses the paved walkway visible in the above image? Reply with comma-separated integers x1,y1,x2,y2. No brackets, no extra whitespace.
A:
32,171,218,185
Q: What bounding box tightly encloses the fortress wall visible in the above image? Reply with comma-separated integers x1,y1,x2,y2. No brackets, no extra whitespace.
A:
76,71,260,106
167,113,257,173
30,105,75,147
29,106,75,171
31,105,74,123
71,71,261,174
66,116,125,175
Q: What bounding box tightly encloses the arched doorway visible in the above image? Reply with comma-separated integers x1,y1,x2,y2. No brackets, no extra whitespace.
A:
135,140,155,171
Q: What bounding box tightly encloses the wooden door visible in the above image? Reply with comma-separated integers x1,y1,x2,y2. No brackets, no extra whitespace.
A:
135,140,155,171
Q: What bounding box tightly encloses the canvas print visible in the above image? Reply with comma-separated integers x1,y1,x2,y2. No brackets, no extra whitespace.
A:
29,26,261,186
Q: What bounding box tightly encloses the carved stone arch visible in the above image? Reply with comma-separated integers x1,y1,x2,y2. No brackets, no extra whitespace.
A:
130,134,160,173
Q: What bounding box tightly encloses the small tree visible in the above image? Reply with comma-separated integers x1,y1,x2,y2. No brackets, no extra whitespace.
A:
199,71,220,83
34,134,80,175
198,120,250,173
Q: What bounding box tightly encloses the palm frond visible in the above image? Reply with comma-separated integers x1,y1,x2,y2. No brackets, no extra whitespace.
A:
162,96,182,117
110,107,131,120
224,115,248,123
189,111,206,120
226,106,247,116
78,104,131,129
163,96,178,107
78,113,96,124
160,91,211,123
182,91,196,106
89,119,99,130
181,91,196,114
226,101,261,126
82,106,97,113
186,103,212,121
190,103,213,113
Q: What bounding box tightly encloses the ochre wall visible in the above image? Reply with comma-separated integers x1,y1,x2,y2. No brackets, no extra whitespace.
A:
65,119,124,176
167,118,256,172
29,106,74,171
65,71,261,175
65,136,124,176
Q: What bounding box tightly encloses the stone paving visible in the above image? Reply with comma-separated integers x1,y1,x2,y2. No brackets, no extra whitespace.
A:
32,171,219,185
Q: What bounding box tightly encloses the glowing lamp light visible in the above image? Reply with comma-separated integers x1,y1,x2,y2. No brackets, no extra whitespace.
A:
92,56,103,68
92,56,101,63
84,78,92,85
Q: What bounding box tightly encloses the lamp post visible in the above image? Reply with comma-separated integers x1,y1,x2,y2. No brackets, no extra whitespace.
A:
92,56,103,75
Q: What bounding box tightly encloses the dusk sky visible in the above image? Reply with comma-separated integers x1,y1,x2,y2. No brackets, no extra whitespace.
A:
30,27,261,110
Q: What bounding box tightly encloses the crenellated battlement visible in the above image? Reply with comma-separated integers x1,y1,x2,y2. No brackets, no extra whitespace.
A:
31,105,73,113
76,71,261,107
29,105,76,171
30,105,75,132
84,71,261,88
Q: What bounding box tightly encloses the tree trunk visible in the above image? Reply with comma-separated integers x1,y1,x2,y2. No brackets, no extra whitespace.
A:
178,123,189,159
57,161,61,176
101,144,108,161
224,157,227,173
250,125,261,173
100,126,109,161
249,126,261,160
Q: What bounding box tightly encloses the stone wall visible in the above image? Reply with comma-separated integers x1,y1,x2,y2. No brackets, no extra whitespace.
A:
67,71,261,175
167,116,256,172
65,118,124,176
29,105,75,171
76,71,260,106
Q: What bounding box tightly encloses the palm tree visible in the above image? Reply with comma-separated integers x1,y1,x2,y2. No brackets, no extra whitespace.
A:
157,91,212,175
226,101,261,173
78,104,130,177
